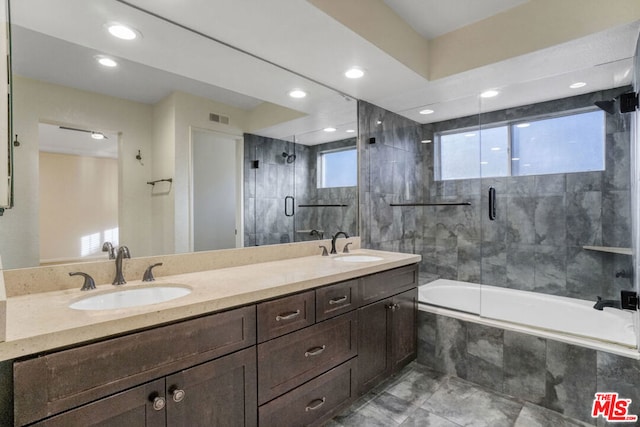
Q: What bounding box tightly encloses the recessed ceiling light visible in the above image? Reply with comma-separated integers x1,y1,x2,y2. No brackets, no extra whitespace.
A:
376,120,383,125
91,132,106,140
96,56,118,67
512,157,520,161
345,67,365,79
490,147,501,151
346,129,355,133
465,133,476,137
480,90,499,98
324,127,337,132
570,82,586,89
480,161,489,165
289,89,307,98
107,23,139,40
516,123,530,128
419,109,434,115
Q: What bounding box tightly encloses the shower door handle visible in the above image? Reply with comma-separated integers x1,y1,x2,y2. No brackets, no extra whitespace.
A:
488,187,496,221
285,196,295,217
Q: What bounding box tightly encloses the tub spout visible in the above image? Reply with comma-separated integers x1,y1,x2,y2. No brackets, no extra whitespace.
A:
593,296,621,310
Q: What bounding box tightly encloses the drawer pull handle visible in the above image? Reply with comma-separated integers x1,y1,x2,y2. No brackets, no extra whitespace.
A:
151,396,166,411
305,397,326,412
276,310,301,321
328,296,348,305
305,345,326,357
170,387,186,403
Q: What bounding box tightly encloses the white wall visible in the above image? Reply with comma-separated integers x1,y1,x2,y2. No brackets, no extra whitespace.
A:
39,152,118,263
0,77,153,268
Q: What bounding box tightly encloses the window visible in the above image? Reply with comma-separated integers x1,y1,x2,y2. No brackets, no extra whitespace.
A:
318,148,357,188
436,109,605,180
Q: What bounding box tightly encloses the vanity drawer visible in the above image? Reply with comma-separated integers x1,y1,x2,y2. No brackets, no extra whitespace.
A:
257,290,315,343
259,358,357,427
257,311,357,405
315,279,359,322
360,264,418,305
13,305,256,426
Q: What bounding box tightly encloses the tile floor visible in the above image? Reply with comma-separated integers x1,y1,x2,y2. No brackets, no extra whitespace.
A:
327,362,593,427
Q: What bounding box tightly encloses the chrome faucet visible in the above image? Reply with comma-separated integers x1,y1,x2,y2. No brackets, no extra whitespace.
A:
330,231,350,254
112,246,131,285
593,296,621,310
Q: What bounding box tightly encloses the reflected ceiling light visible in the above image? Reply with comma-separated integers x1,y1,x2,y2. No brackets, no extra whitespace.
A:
107,23,139,40
480,161,489,165
288,89,307,98
480,90,499,98
95,56,118,67
512,157,520,161
323,127,337,132
490,147,501,151
91,132,106,140
419,109,434,115
345,67,365,79
376,120,383,125
346,129,355,133
465,133,476,137
421,139,432,144
570,82,586,89
516,123,530,128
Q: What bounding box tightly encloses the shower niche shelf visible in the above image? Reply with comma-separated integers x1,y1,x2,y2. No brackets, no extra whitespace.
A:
583,246,632,256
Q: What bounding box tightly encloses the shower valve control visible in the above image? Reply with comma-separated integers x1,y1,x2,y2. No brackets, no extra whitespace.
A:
620,290,638,311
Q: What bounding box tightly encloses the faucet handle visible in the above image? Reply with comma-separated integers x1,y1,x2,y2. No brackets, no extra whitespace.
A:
319,245,329,256
143,263,163,282
69,272,96,291
343,242,352,254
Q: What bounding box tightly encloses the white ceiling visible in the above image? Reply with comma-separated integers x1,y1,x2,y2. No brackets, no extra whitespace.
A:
10,0,640,153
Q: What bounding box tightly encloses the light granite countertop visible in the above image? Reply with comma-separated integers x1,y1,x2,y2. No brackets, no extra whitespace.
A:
0,249,420,362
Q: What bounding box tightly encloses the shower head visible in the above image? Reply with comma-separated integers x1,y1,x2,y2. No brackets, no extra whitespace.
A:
594,100,616,115
282,152,296,163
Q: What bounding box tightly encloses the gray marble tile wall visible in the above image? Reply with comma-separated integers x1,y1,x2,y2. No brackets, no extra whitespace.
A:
358,101,426,254
418,310,640,425
244,134,357,245
358,89,633,301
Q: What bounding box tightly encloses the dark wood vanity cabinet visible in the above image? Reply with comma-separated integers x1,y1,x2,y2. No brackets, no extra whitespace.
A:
31,348,256,427
358,268,418,394
12,263,418,427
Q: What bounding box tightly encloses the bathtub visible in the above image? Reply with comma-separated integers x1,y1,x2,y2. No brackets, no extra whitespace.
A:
418,279,637,352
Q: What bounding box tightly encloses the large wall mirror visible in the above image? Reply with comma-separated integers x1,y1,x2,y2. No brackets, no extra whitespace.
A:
0,0,10,211
3,0,357,269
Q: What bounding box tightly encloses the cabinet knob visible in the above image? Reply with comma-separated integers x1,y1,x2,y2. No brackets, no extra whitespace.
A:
386,303,400,311
151,396,166,411
170,387,186,403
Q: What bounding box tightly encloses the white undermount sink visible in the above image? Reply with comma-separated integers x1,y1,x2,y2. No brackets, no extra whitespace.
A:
333,255,384,263
69,285,192,311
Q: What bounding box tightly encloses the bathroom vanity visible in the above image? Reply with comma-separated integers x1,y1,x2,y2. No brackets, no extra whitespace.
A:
1,244,420,426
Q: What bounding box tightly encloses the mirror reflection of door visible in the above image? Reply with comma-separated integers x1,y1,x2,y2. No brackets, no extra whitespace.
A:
191,129,241,251
38,123,119,265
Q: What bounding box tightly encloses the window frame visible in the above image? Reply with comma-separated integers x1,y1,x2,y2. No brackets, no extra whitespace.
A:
435,107,605,181
317,146,358,189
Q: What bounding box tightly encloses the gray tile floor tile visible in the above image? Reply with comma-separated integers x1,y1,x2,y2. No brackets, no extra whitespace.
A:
514,403,595,427
329,363,593,427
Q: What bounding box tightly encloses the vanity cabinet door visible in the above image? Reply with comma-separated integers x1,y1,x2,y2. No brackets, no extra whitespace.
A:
356,287,417,394
31,379,166,427
390,288,418,372
165,347,257,427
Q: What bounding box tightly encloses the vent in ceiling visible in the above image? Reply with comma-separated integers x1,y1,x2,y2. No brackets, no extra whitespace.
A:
209,112,230,125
